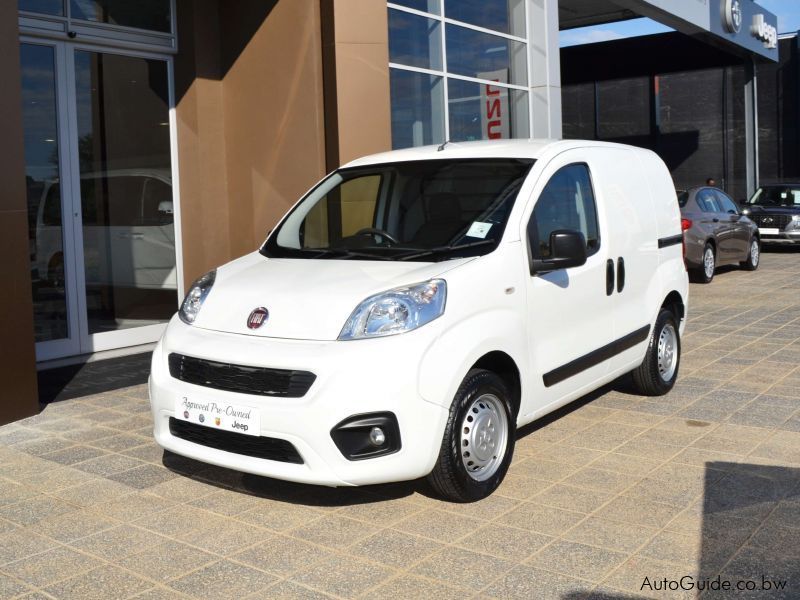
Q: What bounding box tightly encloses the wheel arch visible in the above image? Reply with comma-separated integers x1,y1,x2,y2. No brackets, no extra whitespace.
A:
470,351,522,419
661,290,685,324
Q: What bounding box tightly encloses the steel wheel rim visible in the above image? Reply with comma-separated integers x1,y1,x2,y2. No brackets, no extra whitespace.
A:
704,248,714,279
657,323,678,382
460,393,508,482
751,240,759,266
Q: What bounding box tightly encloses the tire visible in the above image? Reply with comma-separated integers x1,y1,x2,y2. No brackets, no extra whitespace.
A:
631,308,681,396
427,369,515,502
740,237,760,271
693,243,715,284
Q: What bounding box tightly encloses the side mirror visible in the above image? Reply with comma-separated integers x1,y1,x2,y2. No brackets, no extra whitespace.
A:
530,229,587,274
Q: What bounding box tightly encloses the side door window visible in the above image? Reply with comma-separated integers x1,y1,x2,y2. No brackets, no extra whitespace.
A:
715,191,739,215
696,189,720,213
527,164,599,259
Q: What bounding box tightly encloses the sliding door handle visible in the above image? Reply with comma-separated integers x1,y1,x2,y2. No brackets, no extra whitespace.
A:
617,257,626,293
606,259,615,296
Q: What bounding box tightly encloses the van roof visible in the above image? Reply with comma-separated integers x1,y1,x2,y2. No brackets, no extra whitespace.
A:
342,139,643,168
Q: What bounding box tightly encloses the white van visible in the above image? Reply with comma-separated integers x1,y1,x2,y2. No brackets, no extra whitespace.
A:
36,169,176,290
149,140,688,501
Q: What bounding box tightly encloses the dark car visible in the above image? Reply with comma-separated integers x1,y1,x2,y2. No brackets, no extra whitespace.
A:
741,184,800,245
678,187,760,283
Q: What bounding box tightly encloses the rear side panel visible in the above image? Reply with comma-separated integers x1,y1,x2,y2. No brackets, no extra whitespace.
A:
638,150,689,331
590,146,661,371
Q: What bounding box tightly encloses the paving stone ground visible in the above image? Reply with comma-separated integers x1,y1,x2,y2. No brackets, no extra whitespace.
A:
2,248,800,599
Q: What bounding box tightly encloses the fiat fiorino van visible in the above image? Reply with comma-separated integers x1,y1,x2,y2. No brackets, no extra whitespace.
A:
150,140,688,501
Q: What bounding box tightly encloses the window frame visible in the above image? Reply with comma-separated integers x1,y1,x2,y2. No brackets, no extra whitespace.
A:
387,1,531,145
526,162,602,263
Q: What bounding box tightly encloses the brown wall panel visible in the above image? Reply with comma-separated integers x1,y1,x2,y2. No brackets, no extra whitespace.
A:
0,0,39,423
175,0,326,284
174,0,231,287
221,0,326,259
322,0,392,168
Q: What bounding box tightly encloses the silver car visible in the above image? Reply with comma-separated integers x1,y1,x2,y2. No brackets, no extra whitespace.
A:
678,187,760,283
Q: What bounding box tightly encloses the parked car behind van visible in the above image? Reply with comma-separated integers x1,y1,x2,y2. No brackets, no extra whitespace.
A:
678,186,760,283
150,140,689,502
741,183,800,245
36,169,176,290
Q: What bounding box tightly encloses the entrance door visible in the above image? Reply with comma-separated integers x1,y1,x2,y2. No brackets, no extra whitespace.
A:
20,40,179,361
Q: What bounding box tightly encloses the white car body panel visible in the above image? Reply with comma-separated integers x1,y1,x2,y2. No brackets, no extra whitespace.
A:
150,139,689,487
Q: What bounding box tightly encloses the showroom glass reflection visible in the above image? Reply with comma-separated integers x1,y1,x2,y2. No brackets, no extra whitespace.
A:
388,0,529,148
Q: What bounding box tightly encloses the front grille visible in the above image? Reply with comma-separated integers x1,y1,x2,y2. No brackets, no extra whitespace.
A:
751,214,792,229
168,353,315,398
169,417,304,464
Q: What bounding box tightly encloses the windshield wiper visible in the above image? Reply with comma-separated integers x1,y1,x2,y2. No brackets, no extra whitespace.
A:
397,239,497,261
301,247,396,261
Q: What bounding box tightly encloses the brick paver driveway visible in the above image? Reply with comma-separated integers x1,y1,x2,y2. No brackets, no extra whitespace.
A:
2,249,799,600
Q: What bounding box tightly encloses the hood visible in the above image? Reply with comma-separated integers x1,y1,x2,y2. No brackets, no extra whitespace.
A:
192,252,473,341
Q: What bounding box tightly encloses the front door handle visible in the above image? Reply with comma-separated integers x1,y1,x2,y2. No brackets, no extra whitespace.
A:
606,259,615,296
712,218,720,223
617,257,625,293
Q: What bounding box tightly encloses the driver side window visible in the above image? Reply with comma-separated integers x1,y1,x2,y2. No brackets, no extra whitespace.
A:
302,175,381,247
528,164,600,259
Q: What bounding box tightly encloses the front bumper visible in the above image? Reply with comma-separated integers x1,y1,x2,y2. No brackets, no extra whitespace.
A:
759,229,800,244
149,317,450,487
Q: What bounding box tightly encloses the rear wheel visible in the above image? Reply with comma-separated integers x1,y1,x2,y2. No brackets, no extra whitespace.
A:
693,243,715,284
740,237,760,271
428,369,515,502
631,308,681,396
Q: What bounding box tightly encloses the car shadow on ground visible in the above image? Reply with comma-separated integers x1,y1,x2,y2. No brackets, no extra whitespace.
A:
559,462,800,599
762,244,800,254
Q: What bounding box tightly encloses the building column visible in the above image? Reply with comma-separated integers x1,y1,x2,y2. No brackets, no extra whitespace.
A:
0,2,40,425
321,0,392,169
529,0,562,138
744,57,759,197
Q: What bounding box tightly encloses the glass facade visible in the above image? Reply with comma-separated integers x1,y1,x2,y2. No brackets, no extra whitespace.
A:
388,1,530,149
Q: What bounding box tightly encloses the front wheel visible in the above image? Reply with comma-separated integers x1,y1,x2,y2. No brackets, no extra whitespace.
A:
427,369,515,502
740,237,760,271
631,308,681,396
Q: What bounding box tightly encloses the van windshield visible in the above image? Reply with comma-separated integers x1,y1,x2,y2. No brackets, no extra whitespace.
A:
261,158,534,262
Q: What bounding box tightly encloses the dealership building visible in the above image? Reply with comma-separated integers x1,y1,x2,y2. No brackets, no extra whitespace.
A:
0,0,780,424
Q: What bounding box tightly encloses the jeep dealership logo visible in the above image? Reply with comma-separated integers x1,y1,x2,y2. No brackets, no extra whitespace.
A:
247,307,269,329
751,14,777,49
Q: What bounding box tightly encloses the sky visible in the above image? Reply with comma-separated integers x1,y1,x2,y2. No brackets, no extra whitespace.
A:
560,0,800,47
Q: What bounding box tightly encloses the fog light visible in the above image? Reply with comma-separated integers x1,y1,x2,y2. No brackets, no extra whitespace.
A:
330,412,401,460
369,427,386,446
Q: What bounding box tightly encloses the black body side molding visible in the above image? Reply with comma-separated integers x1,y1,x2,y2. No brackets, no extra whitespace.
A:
658,234,683,248
542,325,651,388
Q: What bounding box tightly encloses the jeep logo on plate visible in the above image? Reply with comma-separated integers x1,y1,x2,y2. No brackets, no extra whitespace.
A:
247,307,269,329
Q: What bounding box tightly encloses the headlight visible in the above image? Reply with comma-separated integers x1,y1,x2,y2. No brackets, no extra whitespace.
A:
179,270,216,325
792,215,800,221
338,279,446,340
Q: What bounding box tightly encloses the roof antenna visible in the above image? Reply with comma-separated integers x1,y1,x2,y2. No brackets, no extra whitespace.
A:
437,140,450,152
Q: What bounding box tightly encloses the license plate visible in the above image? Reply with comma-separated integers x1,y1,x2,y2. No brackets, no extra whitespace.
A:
759,227,779,235
175,395,261,436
